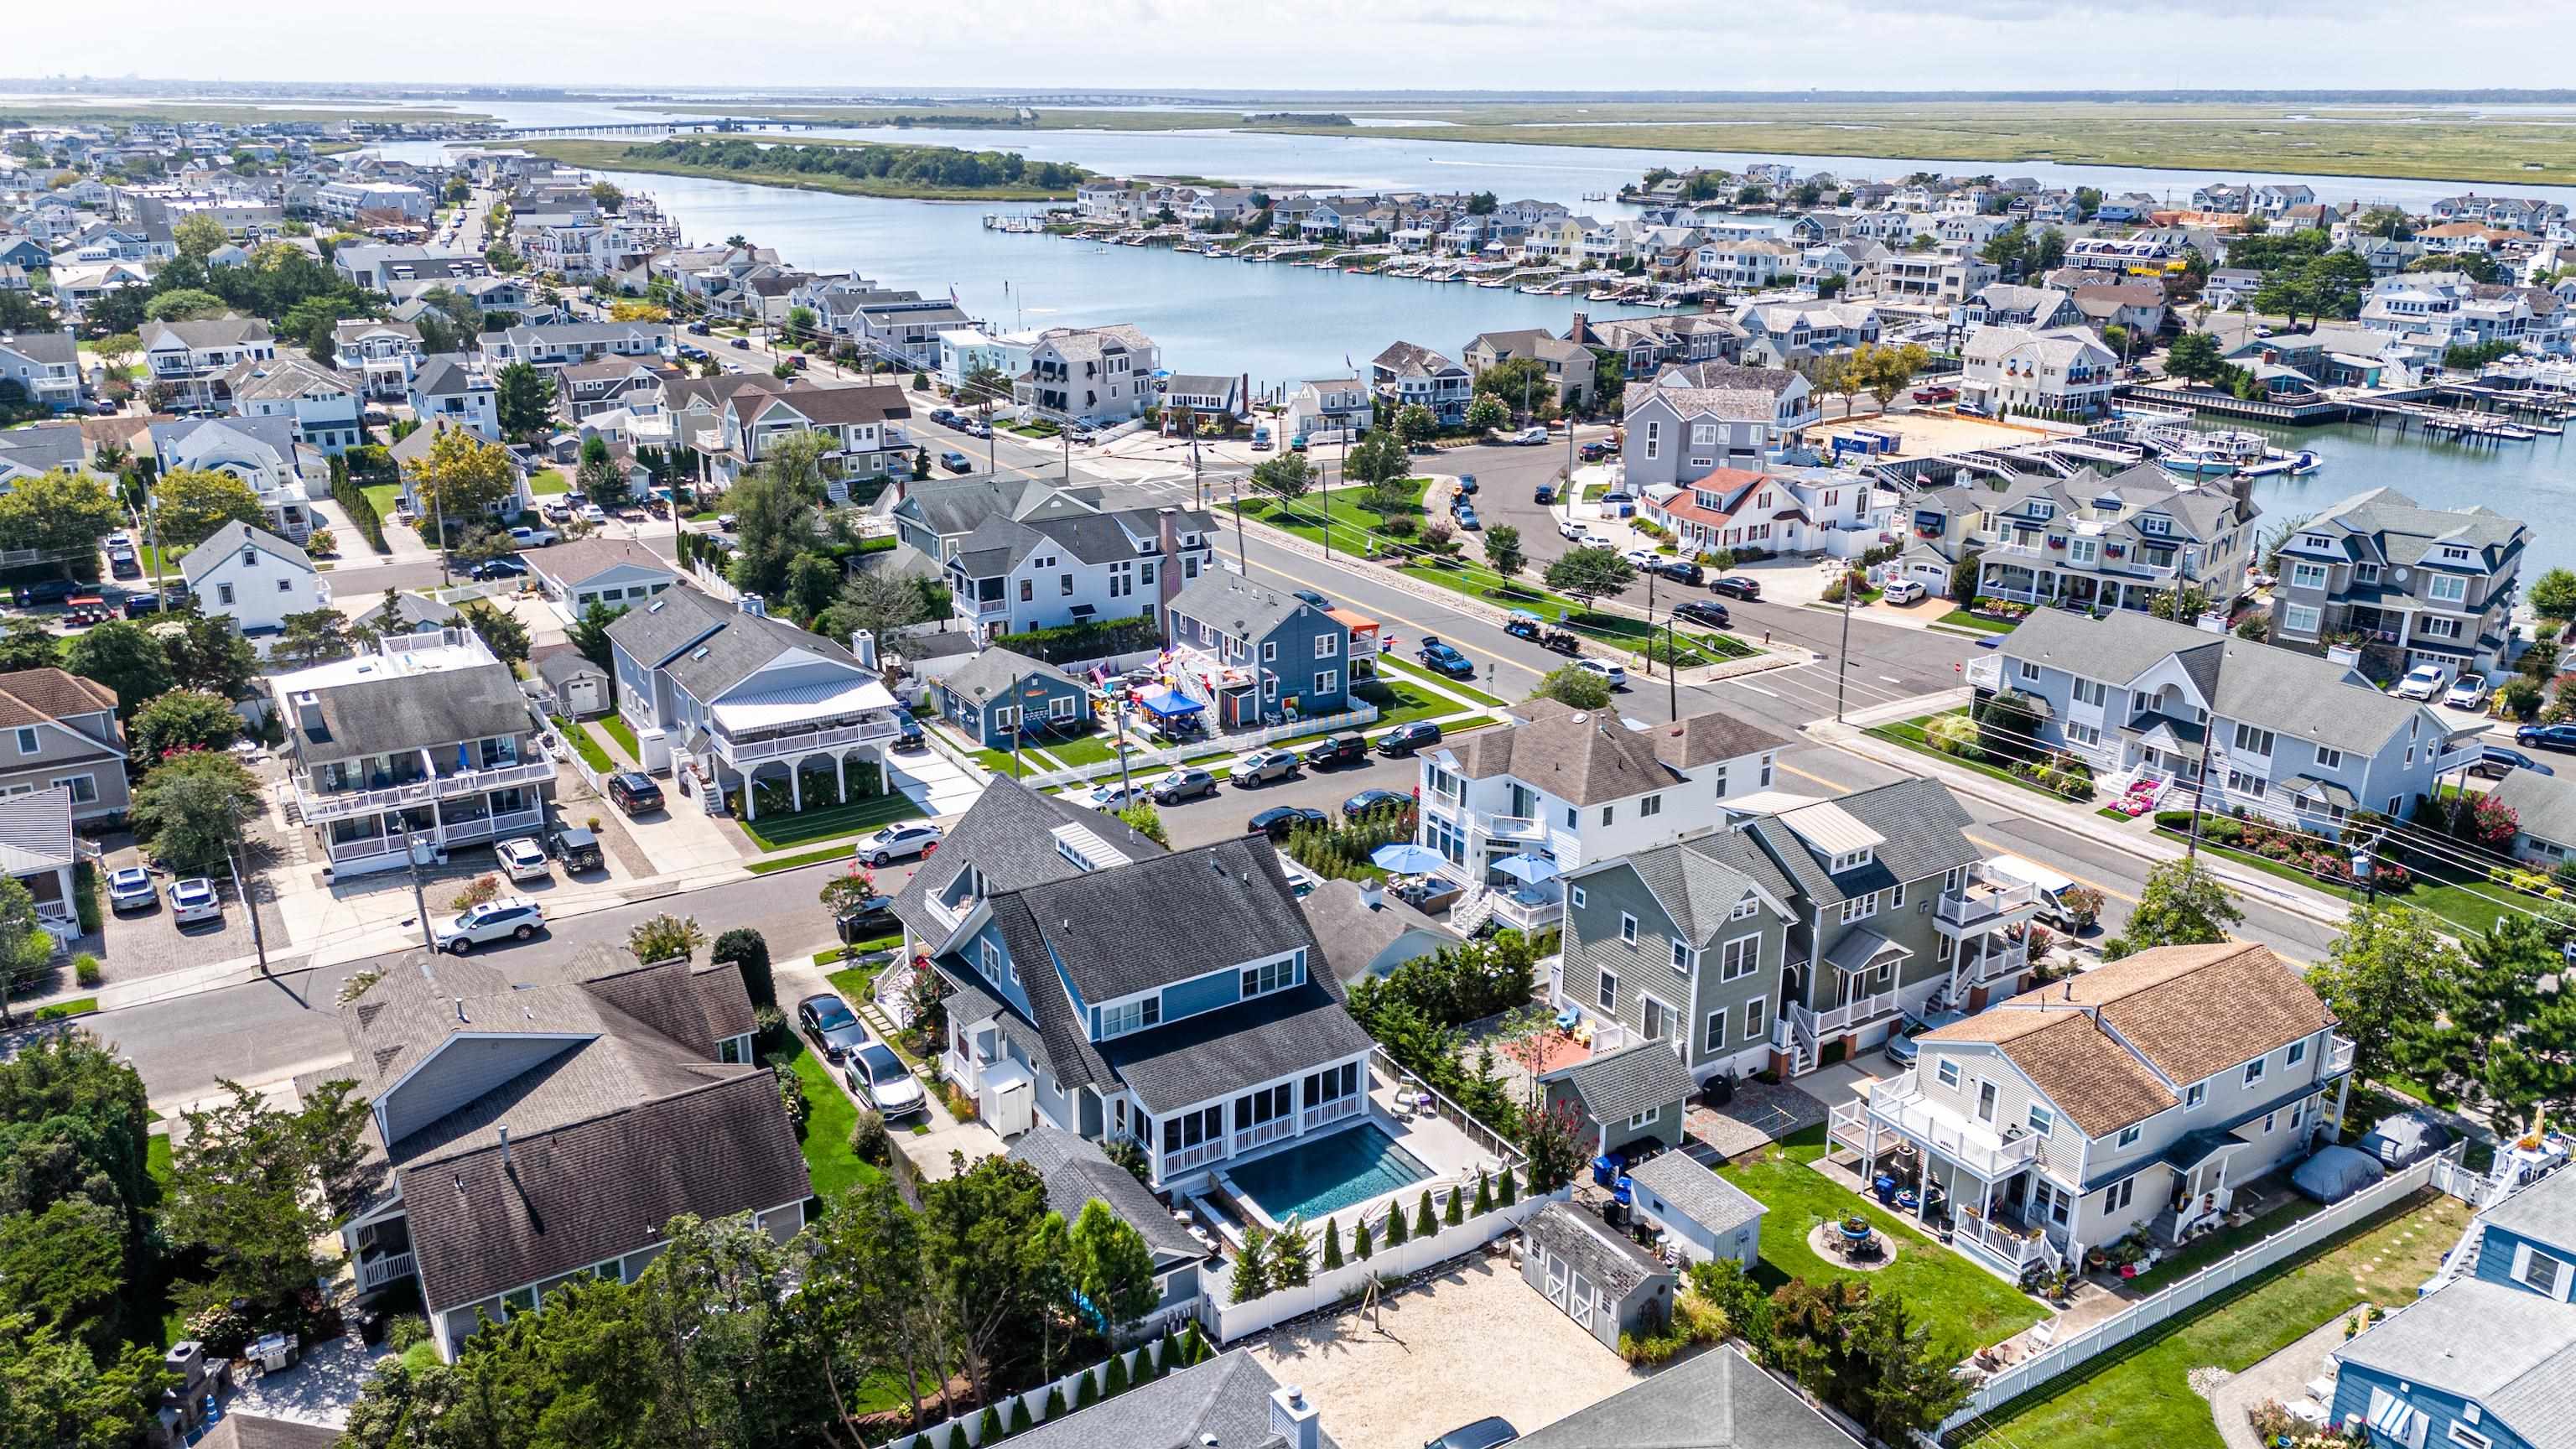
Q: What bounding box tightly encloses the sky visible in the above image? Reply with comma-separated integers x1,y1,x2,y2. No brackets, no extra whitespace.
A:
15,1,2576,94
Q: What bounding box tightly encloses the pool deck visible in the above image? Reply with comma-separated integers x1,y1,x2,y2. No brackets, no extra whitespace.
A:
1219,1081,1512,1239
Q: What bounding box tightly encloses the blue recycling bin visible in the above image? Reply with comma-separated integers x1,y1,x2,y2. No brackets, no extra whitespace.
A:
1873,1174,1899,1206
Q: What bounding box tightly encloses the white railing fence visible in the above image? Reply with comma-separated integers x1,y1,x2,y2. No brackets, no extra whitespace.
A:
1014,704,1384,791
1941,1142,2462,1434
884,1332,1194,1449
1203,1187,1566,1343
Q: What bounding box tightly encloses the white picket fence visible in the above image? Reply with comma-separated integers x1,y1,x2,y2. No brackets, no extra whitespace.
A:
1014,704,1382,790
882,1334,1188,1449
1940,1144,2460,1435
1202,1187,1566,1343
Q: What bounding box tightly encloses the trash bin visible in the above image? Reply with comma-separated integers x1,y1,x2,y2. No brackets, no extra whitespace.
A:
356,1310,387,1347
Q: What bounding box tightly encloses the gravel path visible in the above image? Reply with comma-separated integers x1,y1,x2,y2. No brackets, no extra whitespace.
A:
2205,1306,2358,1449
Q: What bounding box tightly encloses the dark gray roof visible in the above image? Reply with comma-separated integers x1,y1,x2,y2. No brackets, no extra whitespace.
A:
1747,776,1978,906
605,586,859,704
179,518,309,585
890,776,1167,945
1540,1041,1696,1122
352,591,460,632
534,647,608,688
925,647,1065,704
1167,571,1319,644
1011,835,1318,1004
1524,1200,1672,1301
1090,963,1375,1114
0,420,87,474
1628,1150,1766,1235
996,1350,1335,1449
2334,1279,2576,1445
1298,878,1457,983
2309,486,2525,572
1511,1344,1857,1449
1622,828,1799,948
2001,607,2224,690
1007,1125,1202,1267
408,356,487,397
195,1417,343,1449
290,656,532,764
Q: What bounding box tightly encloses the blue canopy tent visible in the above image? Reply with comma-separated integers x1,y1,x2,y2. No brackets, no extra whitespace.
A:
1137,689,1203,719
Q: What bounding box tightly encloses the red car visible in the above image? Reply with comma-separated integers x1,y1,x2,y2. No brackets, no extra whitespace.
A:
1912,385,1959,404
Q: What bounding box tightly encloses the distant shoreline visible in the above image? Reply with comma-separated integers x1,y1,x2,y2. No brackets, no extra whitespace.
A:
518,139,1085,202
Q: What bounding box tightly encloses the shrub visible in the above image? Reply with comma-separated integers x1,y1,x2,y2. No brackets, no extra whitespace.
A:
1102,1351,1130,1398
849,1109,889,1164
943,1422,968,1449
74,953,101,988
386,1315,430,1352
187,1303,253,1359
752,1004,788,1047
1497,1165,1517,1206
1007,1398,1033,1435
1074,1370,1098,1410
448,873,501,911
1041,1385,1066,1422
1443,1185,1463,1226
1472,1169,1493,1216
976,1405,1003,1443
711,927,775,1010
2501,676,2545,720
1924,711,1983,761
774,1064,810,1136
1322,1218,1343,1270
1354,1218,1374,1259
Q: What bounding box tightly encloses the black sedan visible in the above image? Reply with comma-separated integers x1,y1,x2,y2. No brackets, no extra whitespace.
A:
1374,720,1445,756
469,554,530,580
1343,788,1412,818
1672,599,1732,629
2518,724,2576,754
1651,558,1704,585
796,992,869,1062
1707,575,1763,600
1249,805,1329,839
834,893,900,941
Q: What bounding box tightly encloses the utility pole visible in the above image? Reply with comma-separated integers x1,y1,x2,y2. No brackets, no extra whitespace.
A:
225,839,268,975
401,824,437,953
1665,618,1679,718
1833,558,1857,724
1231,479,1249,574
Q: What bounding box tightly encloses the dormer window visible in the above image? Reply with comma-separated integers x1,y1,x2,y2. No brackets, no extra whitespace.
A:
1829,848,1874,872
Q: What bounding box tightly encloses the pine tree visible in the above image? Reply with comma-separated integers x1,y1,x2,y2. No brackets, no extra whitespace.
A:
1322,1217,1344,1270
1007,1399,1033,1435
1233,1227,1271,1303
1183,1320,1213,1364
1074,1370,1098,1410
1103,1351,1130,1398
1498,1165,1518,1206
1355,1218,1375,1259
1473,1169,1493,1216
944,1423,968,1449
1445,1185,1465,1226
1041,1385,1066,1422
976,1405,1003,1444
1415,1189,1439,1239
1272,1218,1313,1288
1384,1203,1408,1246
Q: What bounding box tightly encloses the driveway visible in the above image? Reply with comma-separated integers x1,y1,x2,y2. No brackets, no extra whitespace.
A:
887,748,980,818
1249,1254,1659,1448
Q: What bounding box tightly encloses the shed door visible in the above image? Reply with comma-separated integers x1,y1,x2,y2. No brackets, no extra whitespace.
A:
1570,1271,1597,1331
1543,1251,1567,1309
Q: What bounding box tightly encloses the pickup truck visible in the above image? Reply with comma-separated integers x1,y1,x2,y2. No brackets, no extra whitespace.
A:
508,525,560,548
1912,384,1959,404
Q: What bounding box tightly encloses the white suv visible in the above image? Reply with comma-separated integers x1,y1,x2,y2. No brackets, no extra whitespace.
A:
434,897,546,953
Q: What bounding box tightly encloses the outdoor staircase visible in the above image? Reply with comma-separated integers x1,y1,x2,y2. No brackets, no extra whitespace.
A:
2424,1168,2513,1296
1449,884,1496,934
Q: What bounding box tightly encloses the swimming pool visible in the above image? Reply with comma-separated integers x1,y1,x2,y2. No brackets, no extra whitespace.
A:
1225,1124,1432,1224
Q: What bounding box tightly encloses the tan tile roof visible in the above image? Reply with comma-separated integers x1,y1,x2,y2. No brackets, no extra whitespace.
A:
1924,941,2329,1136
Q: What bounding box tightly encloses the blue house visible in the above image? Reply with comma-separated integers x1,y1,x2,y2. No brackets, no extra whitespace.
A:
1164,572,1353,730
922,647,1092,749
2332,1165,2576,1449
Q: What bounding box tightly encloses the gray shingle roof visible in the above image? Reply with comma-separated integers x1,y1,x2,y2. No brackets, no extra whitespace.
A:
1524,1200,1671,1301
1298,878,1457,984
1510,1344,1857,1449
1622,827,1798,948
1541,1041,1696,1123
180,518,310,586
996,1350,1335,1449
1167,571,1317,645
1011,835,1318,1004
890,776,1167,946
1628,1150,1766,1236
605,586,860,704
2480,1162,2576,1258
195,1416,343,1449
2335,1279,2576,1446
925,647,1067,704
2309,486,2525,572
290,655,532,765
1007,1125,1203,1266
1747,776,1978,906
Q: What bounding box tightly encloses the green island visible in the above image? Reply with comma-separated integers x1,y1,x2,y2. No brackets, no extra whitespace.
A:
522,136,1092,201
0,103,487,128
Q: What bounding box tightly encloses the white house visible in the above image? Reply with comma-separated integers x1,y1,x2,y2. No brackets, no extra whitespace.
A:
1958,324,2119,418
1283,377,1372,443
142,314,276,410
221,355,364,456
148,415,328,543
1022,325,1157,428
404,357,501,441
179,519,329,635
1639,465,1881,559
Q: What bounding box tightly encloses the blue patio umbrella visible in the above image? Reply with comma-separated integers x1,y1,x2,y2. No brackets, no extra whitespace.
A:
1506,608,1544,624
1492,853,1561,886
1371,844,1447,874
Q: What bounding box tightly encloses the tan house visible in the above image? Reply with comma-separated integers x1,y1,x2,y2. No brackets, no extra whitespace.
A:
1462,328,1598,408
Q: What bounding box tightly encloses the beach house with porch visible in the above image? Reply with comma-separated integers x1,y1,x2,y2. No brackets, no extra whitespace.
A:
1826,942,2355,1282
269,629,556,880
334,944,802,1362
604,587,903,823
1954,463,2259,615
1982,608,2485,835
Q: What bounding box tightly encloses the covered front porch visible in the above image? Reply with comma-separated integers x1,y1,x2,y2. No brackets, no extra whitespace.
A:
1826,1078,2070,1282
691,678,905,823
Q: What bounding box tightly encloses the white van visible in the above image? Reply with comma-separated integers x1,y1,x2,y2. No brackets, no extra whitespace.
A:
1985,854,2084,932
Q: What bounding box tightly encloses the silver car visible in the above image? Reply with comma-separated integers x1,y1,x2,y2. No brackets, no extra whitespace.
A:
843,1041,927,1118
1230,750,1300,787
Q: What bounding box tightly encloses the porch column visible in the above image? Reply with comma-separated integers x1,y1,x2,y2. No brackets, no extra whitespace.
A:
789,769,802,813
2331,1073,2352,1134
743,769,756,822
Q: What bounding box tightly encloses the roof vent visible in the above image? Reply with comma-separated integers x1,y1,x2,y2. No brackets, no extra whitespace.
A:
1569,712,1587,723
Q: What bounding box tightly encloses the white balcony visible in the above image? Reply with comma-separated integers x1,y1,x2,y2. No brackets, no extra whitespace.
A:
1860,1082,2044,1180
1792,988,1904,1042
1953,1211,2057,1270
1935,871,2040,934
2324,1034,2357,1078
296,755,556,825
1481,813,1547,843
1954,937,2031,986
714,714,904,768
1301,1094,1361,1133
356,1250,417,1291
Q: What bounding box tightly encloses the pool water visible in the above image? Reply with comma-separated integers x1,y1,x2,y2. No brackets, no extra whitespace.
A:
1227,1124,1432,1223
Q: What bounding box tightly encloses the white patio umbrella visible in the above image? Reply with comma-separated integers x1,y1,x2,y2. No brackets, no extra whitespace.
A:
1493,854,1561,886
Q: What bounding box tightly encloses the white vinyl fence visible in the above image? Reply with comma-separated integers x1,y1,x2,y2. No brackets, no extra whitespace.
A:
884,1334,1187,1449
1940,1144,2462,1435
1014,704,1382,790
1202,1187,1566,1343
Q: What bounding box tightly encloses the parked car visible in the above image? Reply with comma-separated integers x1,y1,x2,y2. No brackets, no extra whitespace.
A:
1150,767,1219,804
1954,400,1991,418
1455,506,1481,530
686,320,712,336
1084,780,1155,811
2445,673,2494,709
494,836,550,882
1885,1010,1968,1067
1533,483,1556,505
108,554,140,579
1708,575,1763,600
469,554,529,581
1514,427,1548,445
834,893,899,940
1302,734,1368,769
844,1041,927,1118
434,896,545,953
861,822,943,866
1579,441,1612,462
928,408,960,427
1652,559,1704,585
106,866,157,912
1375,720,1444,756
2395,663,2453,701
541,501,574,522
891,714,927,751
1343,787,1411,818
1416,639,1475,678
1292,589,1333,610
607,771,664,814
940,450,972,474
544,819,603,872
2474,745,2554,780
1621,548,1658,570
1556,519,1586,542
1249,805,1329,839
508,524,558,548
167,876,221,925
579,504,608,525
1426,1417,1520,1449
1229,750,1301,787
1454,474,1478,495
716,513,738,532
2519,723,2576,753
121,589,179,619
1882,579,1928,605
1911,385,1958,404
1575,657,1627,690
13,579,75,608
1671,600,1732,629
797,992,870,1062
1599,490,1635,506
730,336,750,349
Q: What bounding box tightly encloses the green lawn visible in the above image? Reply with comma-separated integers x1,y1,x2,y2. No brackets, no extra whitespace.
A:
2118,1197,2326,1296
1353,675,1460,731
553,714,613,773
749,844,856,875
1871,711,2096,806
599,714,641,761
828,959,889,1005
1722,1128,2044,1360
1937,609,2019,634
1038,730,1127,768
1387,558,1752,665
361,483,402,523
737,792,929,852
1376,655,1507,708
1961,1191,2465,1449
527,470,570,496
32,996,98,1021
765,1036,885,1202
2148,828,2513,936
1247,476,1431,553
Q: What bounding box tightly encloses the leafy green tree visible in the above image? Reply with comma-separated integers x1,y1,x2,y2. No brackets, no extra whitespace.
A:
166,1076,370,1312
1067,1198,1160,1334
128,686,242,761
1249,451,1312,503
627,912,707,963
2312,903,2458,1086
0,1198,126,1352
1543,546,1635,610
2530,568,2576,621
143,288,229,323
727,469,818,600
2164,331,2231,385
2418,916,2576,1123
1481,523,1524,580
1462,393,1508,432
1392,402,1437,446
711,927,774,1010
1850,1292,1974,1441
786,552,842,622
0,876,55,1027
0,1315,172,1449
273,607,350,664
1534,664,1612,709
162,610,257,699
493,359,553,436
2104,857,2244,960
153,466,265,546
455,600,530,667
408,428,521,527
128,750,258,877
1343,428,1410,512
796,1176,949,1430
919,1155,1053,1404
0,618,56,674
570,600,630,676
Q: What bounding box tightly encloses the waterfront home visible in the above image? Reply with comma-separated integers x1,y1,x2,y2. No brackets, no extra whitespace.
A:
1957,324,2119,418
0,668,128,826
1830,941,2354,1281
143,314,275,410
1909,463,2254,610
1985,607,2483,834
335,945,797,1361
146,413,329,543
270,628,556,877
1619,361,1815,488
1728,299,1883,365
1572,312,1744,376
2360,270,2545,352
1161,371,1248,422
1561,776,2009,1083
1462,328,1597,408
1638,462,1878,558
896,476,1213,637
1955,283,2084,330
0,329,85,413
1282,377,1372,443
2064,235,2184,276
2248,182,2316,219
906,801,1377,1196
2431,193,2568,230
1368,340,1473,425
699,381,911,491
932,325,1032,393
181,519,329,636
1868,247,1998,304
2192,182,2252,214
1415,695,1789,932
2071,282,2168,340
1025,324,1156,428
314,179,430,222
1691,239,1796,289
605,588,902,820
1165,571,1352,728
2271,486,2526,676
220,354,363,455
